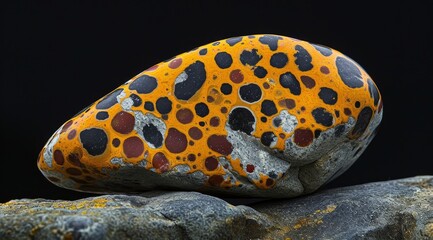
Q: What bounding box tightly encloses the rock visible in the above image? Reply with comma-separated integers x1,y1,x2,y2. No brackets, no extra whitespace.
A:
1,176,431,239
37,34,383,198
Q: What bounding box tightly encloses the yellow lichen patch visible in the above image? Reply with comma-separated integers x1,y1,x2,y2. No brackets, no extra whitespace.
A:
292,204,337,230
52,197,108,210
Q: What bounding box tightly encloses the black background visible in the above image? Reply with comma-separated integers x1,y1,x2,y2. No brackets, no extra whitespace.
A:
1,1,432,203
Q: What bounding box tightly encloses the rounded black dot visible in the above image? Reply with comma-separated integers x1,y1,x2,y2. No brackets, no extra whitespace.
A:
144,101,154,111
261,116,267,123
199,48,207,55
199,121,206,127
261,132,276,147
355,101,361,108
214,52,233,69
270,52,288,68
195,102,209,117
220,83,232,95
261,100,277,116
80,128,108,156
318,87,338,105
228,107,256,135
273,117,282,127
239,83,262,103
156,97,172,114
96,111,109,120
254,66,268,78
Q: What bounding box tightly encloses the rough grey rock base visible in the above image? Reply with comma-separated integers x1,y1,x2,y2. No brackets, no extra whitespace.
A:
1,176,432,240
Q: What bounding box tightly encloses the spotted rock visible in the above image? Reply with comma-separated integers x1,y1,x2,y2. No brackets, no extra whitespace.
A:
37,34,383,198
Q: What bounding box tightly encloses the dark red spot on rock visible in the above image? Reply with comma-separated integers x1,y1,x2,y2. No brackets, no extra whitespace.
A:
165,128,188,153
221,107,228,113
205,156,219,171
208,175,224,186
67,129,77,140
300,76,316,89
294,128,314,147
152,152,170,173
279,133,286,139
263,82,270,89
229,69,244,83
187,154,196,161
67,150,83,167
344,108,352,116
246,164,255,173
207,96,215,103
207,135,233,155
168,58,182,69
123,136,144,158
300,118,306,123
266,178,274,186
188,127,203,140
111,111,135,134
61,120,73,133
320,66,330,74
66,168,82,176
210,116,220,127
176,108,194,124
145,65,158,71
53,150,64,165
112,138,120,147
278,99,296,109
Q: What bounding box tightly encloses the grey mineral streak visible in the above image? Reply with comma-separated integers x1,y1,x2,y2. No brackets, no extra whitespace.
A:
1,176,432,240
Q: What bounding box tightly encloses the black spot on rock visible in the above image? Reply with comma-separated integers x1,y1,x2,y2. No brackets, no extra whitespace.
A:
199,48,207,55
80,128,108,156
273,117,282,127
228,107,255,135
129,75,158,94
336,56,364,88
195,102,209,117
240,49,262,66
144,101,154,111
259,35,282,51
261,132,276,147
220,83,232,95
318,87,338,105
351,107,373,138
294,45,313,71
96,89,123,110
156,97,172,114
368,79,380,106
226,36,243,46
96,111,109,120
270,52,288,68
142,124,163,148
312,108,334,127
279,72,301,95
312,43,333,56
130,94,142,107
254,66,268,78
174,61,207,100
239,83,262,103
214,52,233,69
261,100,277,116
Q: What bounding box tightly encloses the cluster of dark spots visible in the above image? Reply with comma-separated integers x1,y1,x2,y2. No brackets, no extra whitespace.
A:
260,132,276,147
96,89,123,110
261,100,277,116
129,94,142,107
270,52,288,68
239,83,262,103
314,129,322,138
165,128,187,153
111,111,135,134
318,87,338,105
278,99,296,109
334,124,346,137
367,79,380,106
220,83,232,95
240,49,262,66
144,101,154,111
156,97,172,114
226,36,243,46
294,45,313,71
199,48,207,55
176,108,194,124
229,69,244,83
174,61,207,100
254,66,268,78
96,111,109,120
300,76,316,89
67,149,83,167
280,72,301,95
312,43,333,56
152,152,169,173
205,156,219,171
336,56,364,88
168,58,182,69
195,102,209,117
53,149,65,165
293,128,314,147
68,129,77,140
228,107,256,135
208,175,224,186
80,128,108,156
142,123,163,148
312,108,334,127
112,138,120,147
355,101,361,108
259,35,282,51
123,136,144,158
210,116,220,127
273,117,282,128
207,135,233,155
129,75,158,94
214,52,233,69
351,107,373,138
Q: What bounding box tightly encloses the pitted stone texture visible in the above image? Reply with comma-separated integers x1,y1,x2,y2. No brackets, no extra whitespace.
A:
1,176,432,240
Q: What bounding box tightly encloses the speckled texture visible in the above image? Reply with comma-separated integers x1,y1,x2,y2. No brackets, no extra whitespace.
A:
37,34,383,197
1,176,431,240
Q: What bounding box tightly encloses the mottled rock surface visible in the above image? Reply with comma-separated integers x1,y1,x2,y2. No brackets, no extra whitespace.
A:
1,176,431,240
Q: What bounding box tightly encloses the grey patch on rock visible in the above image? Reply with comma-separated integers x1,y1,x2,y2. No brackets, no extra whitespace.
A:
120,97,134,111
133,112,166,149
115,90,126,104
174,71,188,85
43,132,59,168
276,110,298,133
